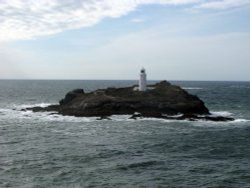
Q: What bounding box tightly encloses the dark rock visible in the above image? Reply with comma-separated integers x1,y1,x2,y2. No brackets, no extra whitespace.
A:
201,116,234,122
129,113,143,119
28,107,44,112
156,80,171,86
25,81,234,122
72,89,84,94
59,89,84,105
49,112,59,115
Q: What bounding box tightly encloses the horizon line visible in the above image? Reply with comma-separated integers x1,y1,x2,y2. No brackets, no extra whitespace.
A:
0,79,249,82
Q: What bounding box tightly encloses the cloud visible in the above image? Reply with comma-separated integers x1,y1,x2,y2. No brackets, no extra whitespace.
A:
0,0,249,42
195,0,250,9
131,18,145,23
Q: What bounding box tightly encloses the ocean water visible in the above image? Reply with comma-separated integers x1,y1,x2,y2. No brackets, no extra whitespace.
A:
0,80,250,188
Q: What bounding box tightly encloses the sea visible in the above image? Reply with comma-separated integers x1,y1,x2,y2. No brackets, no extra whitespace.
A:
0,80,250,188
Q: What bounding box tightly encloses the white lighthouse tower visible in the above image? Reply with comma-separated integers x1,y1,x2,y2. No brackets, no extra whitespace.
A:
139,68,147,91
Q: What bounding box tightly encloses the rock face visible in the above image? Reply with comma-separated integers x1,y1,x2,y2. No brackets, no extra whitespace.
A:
59,89,84,105
25,81,234,121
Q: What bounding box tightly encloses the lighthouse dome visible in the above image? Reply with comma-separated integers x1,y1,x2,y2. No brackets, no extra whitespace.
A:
141,68,145,73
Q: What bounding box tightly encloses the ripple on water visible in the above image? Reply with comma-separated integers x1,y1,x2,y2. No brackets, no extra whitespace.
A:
116,160,165,171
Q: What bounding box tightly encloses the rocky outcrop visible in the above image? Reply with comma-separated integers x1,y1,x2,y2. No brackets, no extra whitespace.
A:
25,81,234,121
59,89,84,105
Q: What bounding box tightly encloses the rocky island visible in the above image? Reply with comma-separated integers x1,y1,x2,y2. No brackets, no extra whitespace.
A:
26,80,234,121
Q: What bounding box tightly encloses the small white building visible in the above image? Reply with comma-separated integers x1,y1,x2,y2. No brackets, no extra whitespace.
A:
139,68,147,91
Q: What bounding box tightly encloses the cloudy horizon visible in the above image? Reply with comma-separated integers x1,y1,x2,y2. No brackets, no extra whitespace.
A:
1,0,250,81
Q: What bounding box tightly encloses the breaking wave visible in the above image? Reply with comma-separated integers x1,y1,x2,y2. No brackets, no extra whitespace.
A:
210,111,233,117
0,105,249,125
14,103,53,109
232,119,250,123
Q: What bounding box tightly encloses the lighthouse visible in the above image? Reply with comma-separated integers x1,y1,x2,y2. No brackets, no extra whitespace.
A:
139,68,147,91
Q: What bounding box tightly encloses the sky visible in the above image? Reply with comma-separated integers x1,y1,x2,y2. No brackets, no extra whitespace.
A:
0,0,250,81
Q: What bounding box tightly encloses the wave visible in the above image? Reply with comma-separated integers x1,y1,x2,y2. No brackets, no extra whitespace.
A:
0,108,184,123
232,119,250,123
210,111,233,117
0,107,97,123
14,103,54,109
1,106,250,125
117,160,164,170
162,114,183,118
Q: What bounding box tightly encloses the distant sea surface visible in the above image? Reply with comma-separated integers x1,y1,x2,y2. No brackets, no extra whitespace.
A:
0,80,250,188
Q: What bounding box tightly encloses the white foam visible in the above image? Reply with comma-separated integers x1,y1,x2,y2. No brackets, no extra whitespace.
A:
162,114,183,118
41,114,97,123
111,115,133,121
210,111,233,117
1,106,250,125
0,107,98,123
233,119,250,123
110,115,178,122
16,103,53,109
